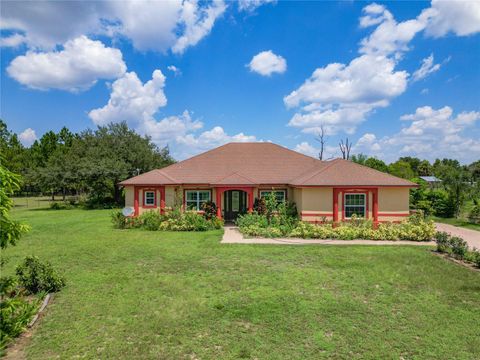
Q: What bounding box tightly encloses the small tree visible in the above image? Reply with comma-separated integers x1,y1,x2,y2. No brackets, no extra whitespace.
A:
315,125,326,160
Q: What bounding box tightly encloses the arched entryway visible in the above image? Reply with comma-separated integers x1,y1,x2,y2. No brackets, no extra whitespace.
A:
223,190,247,221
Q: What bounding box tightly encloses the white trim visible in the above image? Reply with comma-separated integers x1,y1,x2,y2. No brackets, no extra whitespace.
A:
259,190,286,202
185,190,211,211
344,193,366,218
144,190,155,206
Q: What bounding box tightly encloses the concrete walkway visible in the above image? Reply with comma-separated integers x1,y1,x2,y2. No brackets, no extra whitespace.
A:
435,223,480,249
222,226,435,246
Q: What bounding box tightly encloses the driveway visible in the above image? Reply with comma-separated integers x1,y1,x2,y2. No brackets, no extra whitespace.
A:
435,223,480,249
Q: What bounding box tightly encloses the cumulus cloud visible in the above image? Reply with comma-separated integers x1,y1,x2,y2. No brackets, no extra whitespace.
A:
238,0,276,12
7,36,126,92
88,69,256,159
248,50,287,76
423,0,480,37
1,0,226,53
355,106,480,163
88,70,167,126
285,55,407,135
412,54,441,82
176,126,257,158
18,128,37,146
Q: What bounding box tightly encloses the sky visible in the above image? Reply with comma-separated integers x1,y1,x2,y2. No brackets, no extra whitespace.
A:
1,0,480,163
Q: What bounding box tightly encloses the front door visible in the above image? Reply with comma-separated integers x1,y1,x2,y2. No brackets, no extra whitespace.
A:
224,190,247,221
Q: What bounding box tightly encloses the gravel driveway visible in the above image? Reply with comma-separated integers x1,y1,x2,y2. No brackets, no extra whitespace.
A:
435,223,480,249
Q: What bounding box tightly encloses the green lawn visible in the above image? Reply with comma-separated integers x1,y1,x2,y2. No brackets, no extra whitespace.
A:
4,206,480,359
432,216,480,231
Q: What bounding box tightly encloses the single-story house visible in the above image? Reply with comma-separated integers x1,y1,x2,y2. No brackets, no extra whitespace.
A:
120,142,417,223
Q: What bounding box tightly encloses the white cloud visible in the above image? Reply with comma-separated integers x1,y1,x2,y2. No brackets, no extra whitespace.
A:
412,54,441,82
88,69,256,159
0,33,27,47
294,141,338,160
355,106,480,163
248,50,287,76
359,3,427,58
7,36,126,92
420,88,429,95
88,70,167,126
167,65,181,76
238,0,276,12
18,128,37,146
1,0,225,53
285,55,407,135
172,0,226,54
423,0,480,37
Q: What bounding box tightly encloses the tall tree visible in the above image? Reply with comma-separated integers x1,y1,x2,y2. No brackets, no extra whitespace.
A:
388,160,415,179
339,138,352,160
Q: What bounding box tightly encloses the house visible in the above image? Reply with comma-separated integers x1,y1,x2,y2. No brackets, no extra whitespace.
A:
120,142,417,223
419,176,442,188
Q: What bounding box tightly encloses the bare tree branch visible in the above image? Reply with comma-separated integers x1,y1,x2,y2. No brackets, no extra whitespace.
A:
315,125,326,160
339,137,353,160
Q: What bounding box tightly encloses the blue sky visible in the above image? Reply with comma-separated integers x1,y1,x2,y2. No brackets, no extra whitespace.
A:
1,0,479,162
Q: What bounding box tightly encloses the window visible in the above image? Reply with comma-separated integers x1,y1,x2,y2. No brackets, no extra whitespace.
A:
144,191,156,206
185,190,211,211
259,190,286,203
344,193,366,218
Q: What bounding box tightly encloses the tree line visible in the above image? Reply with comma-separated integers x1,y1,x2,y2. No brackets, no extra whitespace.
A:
351,153,480,220
0,120,174,207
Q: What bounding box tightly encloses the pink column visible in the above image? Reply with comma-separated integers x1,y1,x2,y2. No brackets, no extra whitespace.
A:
134,186,139,216
248,187,254,213
216,188,222,219
159,186,166,214
333,188,339,224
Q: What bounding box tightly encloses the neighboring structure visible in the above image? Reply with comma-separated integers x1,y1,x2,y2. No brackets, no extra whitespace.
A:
419,176,442,188
120,143,417,223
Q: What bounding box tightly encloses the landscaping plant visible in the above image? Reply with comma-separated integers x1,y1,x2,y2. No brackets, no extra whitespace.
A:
16,256,66,294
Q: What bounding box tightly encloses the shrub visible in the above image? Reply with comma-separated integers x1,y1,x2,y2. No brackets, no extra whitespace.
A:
240,213,435,241
253,198,267,215
449,236,468,260
434,231,451,253
471,250,480,268
201,201,217,220
0,296,39,350
158,211,223,231
139,210,162,231
468,203,480,224
16,256,66,294
49,202,74,210
111,210,127,229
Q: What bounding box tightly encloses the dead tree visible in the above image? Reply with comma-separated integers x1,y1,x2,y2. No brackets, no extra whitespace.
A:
339,138,353,160
315,125,326,160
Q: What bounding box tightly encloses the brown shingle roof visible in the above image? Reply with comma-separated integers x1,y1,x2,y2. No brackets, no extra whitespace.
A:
119,142,416,187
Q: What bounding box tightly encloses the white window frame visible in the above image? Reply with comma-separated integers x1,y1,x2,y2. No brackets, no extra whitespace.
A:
344,193,366,219
144,190,156,206
259,190,286,203
185,190,211,211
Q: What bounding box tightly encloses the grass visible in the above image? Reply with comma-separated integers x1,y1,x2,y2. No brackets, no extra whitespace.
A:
432,216,480,231
3,204,480,359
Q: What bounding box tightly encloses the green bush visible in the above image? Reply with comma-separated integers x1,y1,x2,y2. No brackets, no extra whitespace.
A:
49,202,74,210
240,213,435,241
158,211,223,231
434,231,451,253
111,211,127,229
471,250,480,268
253,198,267,215
449,236,468,259
0,296,39,350
16,256,66,294
468,204,480,224
139,211,162,231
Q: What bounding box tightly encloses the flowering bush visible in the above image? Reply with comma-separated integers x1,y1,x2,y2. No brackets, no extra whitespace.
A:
239,214,435,241
112,209,223,232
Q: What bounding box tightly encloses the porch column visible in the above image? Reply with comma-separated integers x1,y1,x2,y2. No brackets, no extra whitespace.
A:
159,186,166,214
248,187,254,213
333,188,339,223
134,186,139,216
216,188,223,219
372,188,379,227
